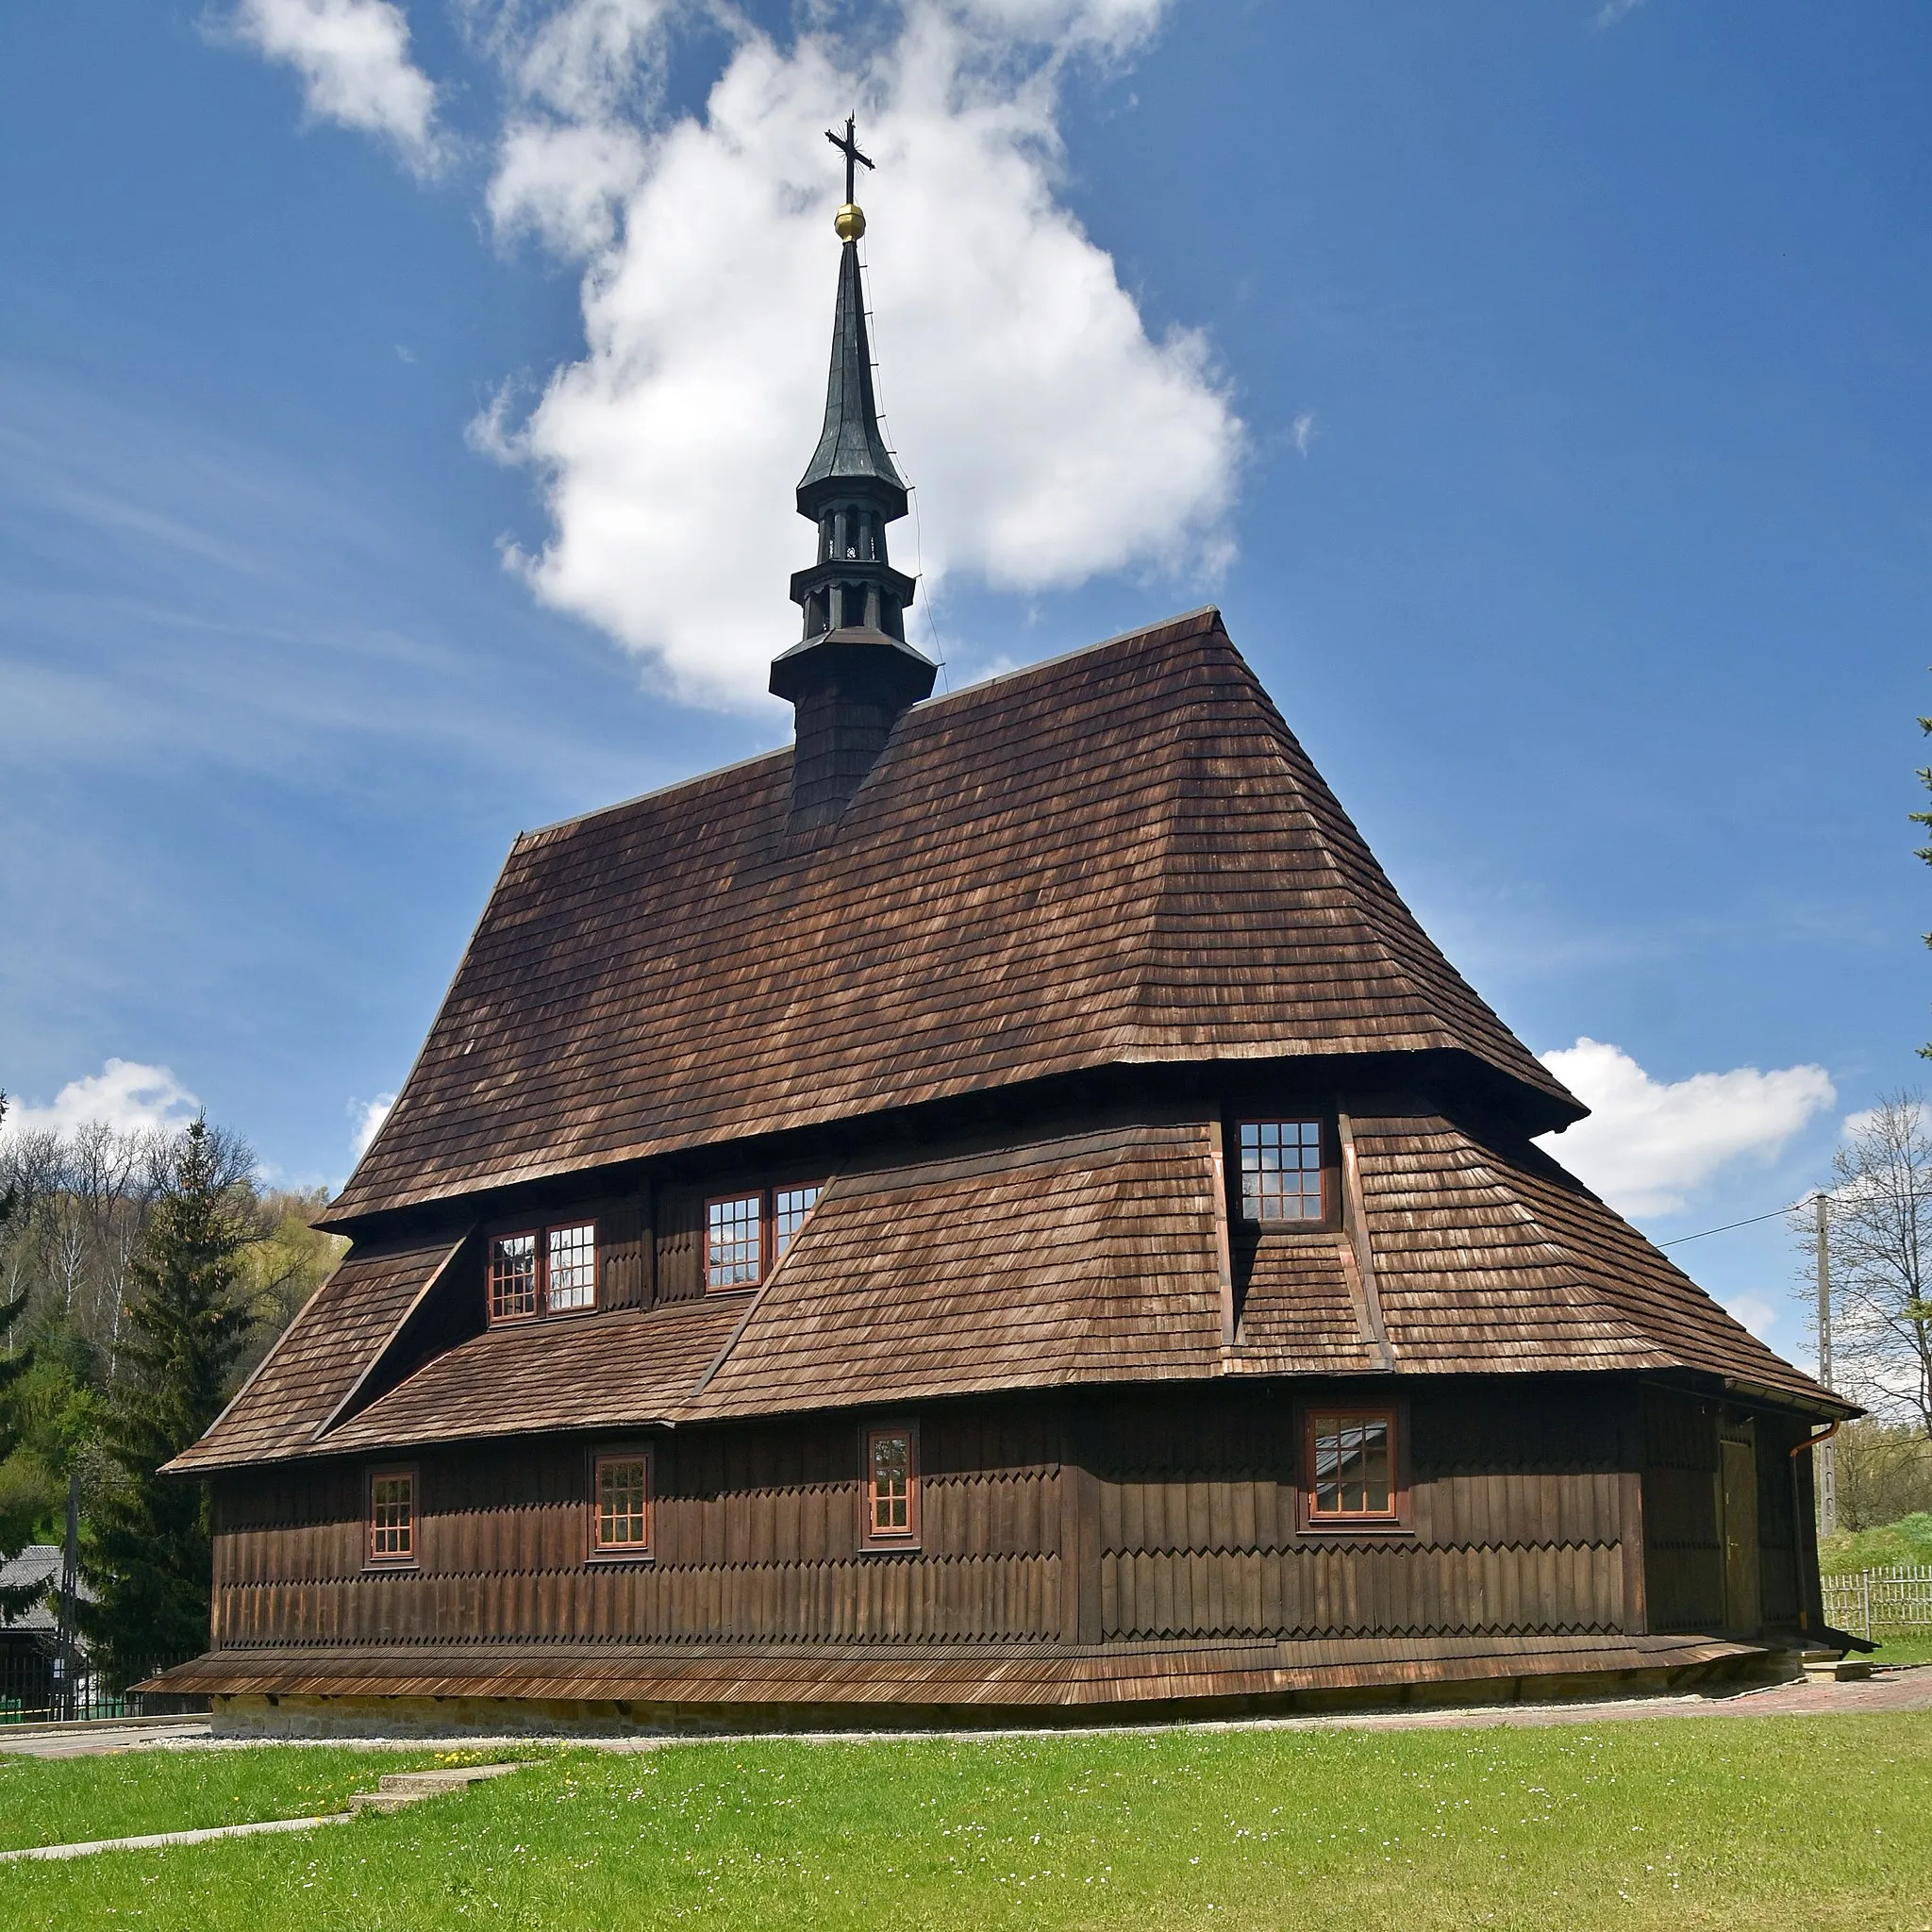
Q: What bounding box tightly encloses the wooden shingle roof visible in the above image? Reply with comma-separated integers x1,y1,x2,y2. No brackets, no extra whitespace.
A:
174,1235,467,1470
324,609,1580,1229
688,1124,1229,1420
175,1111,1836,1474
1348,1112,1825,1402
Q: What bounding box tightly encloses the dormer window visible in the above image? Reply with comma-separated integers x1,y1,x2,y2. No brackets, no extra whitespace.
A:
490,1222,598,1322
706,1183,824,1291
1237,1120,1325,1224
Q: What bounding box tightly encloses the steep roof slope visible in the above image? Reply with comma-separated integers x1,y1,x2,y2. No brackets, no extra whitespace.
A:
1350,1112,1826,1402
328,610,1578,1226
172,1235,466,1471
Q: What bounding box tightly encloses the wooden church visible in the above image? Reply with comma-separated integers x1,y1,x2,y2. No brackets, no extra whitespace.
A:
155,130,1848,1732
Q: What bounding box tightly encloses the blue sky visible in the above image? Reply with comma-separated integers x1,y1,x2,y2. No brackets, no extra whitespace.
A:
2,0,1927,1366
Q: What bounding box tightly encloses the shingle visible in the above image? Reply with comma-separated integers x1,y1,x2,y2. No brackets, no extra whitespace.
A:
325,611,1579,1226
688,1123,1229,1420
169,1236,465,1473
1352,1114,1828,1402
324,1299,742,1453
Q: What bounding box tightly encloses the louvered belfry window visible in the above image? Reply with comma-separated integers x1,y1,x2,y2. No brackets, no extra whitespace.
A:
1238,1120,1324,1222
863,1423,920,1549
1307,1411,1396,1520
489,1223,597,1322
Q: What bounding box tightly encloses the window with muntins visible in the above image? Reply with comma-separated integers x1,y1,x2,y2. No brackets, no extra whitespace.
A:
489,1233,539,1320
591,1452,651,1557
774,1185,823,1257
1307,1411,1397,1522
1239,1120,1324,1223
490,1223,597,1322
706,1184,825,1290
706,1194,763,1290
863,1424,919,1548
368,1468,416,1564
546,1224,597,1311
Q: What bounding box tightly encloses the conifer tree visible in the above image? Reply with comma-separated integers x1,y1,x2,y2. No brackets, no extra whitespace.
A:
0,1094,41,1619
0,1097,31,1427
77,1118,258,1685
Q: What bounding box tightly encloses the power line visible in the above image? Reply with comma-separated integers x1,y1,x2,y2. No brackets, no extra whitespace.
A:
1658,1184,1932,1248
1658,1203,1805,1248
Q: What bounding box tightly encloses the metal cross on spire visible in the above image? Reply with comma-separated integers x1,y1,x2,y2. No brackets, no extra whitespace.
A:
825,114,874,207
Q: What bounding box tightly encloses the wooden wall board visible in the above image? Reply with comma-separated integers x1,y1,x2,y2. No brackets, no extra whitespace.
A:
147,1630,1762,1711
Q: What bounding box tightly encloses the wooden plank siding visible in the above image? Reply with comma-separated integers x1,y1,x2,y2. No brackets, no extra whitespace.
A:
1640,1387,1725,1634
202,1380,1832,1669
213,1405,1066,1651
1089,1385,1632,1642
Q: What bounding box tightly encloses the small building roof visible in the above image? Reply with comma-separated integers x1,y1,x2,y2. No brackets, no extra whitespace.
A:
0,1544,90,1634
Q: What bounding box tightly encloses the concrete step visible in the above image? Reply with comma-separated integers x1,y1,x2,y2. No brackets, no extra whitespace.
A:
1798,1652,1874,1683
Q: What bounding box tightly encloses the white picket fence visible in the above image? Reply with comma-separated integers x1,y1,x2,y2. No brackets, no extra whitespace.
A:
1822,1566,1932,1641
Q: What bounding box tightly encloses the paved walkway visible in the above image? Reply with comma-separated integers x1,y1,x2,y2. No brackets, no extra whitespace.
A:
0,1813,347,1862
2,1668,1928,1760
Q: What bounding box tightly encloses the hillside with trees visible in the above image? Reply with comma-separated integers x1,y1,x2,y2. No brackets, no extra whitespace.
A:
0,1098,342,1671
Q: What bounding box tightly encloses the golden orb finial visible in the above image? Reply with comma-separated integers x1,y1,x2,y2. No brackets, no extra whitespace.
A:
835,201,866,242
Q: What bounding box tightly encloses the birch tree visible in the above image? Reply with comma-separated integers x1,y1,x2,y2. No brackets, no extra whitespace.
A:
1825,1093,1932,1436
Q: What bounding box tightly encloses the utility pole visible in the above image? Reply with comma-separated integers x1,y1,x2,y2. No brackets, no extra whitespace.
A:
1815,1191,1838,1537
55,1471,79,1721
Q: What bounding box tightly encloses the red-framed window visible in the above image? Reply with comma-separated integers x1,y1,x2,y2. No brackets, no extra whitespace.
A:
589,1448,653,1560
489,1221,598,1322
705,1183,824,1291
1237,1120,1325,1224
861,1422,920,1550
366,1465,418,1567
1303,1409,1403,1527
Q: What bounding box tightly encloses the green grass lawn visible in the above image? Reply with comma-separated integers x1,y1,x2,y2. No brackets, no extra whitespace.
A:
2,1717,1930,1930
0,1744,520,1855
1869,1634,1932,1666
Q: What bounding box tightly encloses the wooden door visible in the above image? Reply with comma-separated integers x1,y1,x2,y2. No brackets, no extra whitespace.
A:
1721,1431,1761,1636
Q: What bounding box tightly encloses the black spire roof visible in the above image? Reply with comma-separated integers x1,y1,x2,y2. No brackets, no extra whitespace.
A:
773,119,934,833
796,239,908,520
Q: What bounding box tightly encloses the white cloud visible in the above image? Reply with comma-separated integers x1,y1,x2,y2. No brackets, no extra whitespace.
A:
487,118,650,256
2,1059,200,1140
232,0,442,170
229,0,1242,708
1537,1037,1835,1218
1592,0,1646,26
1291,412,1315,457
351,1091,396,1153
1721,1293,1780,1342
948,0,1163,51
475,0,1241,708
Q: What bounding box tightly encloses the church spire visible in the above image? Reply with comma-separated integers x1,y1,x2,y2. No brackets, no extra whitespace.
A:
772,116,936,833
